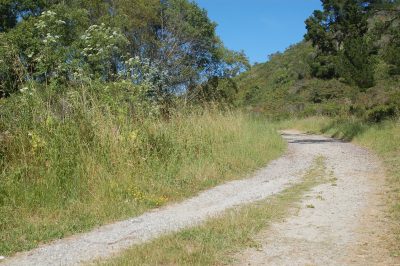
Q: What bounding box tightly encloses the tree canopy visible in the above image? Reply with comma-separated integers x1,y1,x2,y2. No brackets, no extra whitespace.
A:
305,0,399,89
0,0,248,100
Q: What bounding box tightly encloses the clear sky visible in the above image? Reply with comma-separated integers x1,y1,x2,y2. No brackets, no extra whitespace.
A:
194,0,322,64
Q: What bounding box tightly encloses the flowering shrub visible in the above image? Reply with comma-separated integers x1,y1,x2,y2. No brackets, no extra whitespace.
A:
80,23,128,79
33,10,71,79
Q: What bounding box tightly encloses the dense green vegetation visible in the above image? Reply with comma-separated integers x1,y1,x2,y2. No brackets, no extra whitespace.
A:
0,0,248,101
0,85,284,255
0,0,276,256
235,0,400,121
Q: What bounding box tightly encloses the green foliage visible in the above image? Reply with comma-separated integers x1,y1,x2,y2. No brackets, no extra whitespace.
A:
305,0,375,86
0,0,52,32
234,42,368,118
370,1,400,76
235,42,314,104
309,54,338,79
384,27,400,75
366,104,397,122
0,33,21,97
0,0,246,103
234,0,400,122
338,36,375,89
0,84,284,255
235,39,399,121
79,23,129,80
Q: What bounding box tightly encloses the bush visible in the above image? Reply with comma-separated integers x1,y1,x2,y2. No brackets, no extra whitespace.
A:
366,104,398,123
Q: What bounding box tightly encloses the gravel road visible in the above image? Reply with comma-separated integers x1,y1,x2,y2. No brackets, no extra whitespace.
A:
235,130,396,265
3,131,394,265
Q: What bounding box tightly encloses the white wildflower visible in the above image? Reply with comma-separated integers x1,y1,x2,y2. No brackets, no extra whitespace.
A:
42,10,56,17
35,20,46,29
56,20,66,25
20,87,28,93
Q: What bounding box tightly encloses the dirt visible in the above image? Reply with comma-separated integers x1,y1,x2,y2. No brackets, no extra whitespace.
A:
234,130,398,266
3,131,396,265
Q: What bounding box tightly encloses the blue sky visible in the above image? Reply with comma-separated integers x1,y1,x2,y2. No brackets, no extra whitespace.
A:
194,0,322,64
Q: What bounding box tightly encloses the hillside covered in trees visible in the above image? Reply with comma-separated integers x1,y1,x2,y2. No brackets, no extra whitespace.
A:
236,0,400,122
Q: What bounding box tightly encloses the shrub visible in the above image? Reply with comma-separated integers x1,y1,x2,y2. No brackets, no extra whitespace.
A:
366,104,398,123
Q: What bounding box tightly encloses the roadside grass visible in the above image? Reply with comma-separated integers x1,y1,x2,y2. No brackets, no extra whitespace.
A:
0,88,285,256
277,116,400,255
99,156,328,266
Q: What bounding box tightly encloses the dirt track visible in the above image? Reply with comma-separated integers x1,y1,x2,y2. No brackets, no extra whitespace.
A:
3,131,394,265
235,130,396,265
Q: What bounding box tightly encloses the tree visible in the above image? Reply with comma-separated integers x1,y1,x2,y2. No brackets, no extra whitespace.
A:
339,36,375,89
0,0,247,105
0,0,60,32
187,46,250,104
384,28,400,75
305,0,375,87
372,0,400,75
157,0,220,87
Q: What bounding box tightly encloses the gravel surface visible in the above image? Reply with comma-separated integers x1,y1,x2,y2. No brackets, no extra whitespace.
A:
234,130,396,266
3,131,393,265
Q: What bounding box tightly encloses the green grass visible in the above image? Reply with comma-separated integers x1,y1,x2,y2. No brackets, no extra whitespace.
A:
278,116,400,254
0,87,285,256
99,156,328,266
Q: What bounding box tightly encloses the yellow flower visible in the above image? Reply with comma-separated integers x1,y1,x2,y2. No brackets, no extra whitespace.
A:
128,130,138,142
28,131,46,152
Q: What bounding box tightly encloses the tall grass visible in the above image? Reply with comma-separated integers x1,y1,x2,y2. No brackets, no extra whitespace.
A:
0,85,285,255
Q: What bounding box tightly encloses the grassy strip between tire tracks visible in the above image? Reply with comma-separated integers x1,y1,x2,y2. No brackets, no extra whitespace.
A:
98,156,328,265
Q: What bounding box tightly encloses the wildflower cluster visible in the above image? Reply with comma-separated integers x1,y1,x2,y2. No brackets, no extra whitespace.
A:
31,10,70,77
80,23,128,63
27,131,46,153
128,186,168,207
35,10,66,46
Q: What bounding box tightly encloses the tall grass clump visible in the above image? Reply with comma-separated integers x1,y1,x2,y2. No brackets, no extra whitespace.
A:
0,83,285,256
